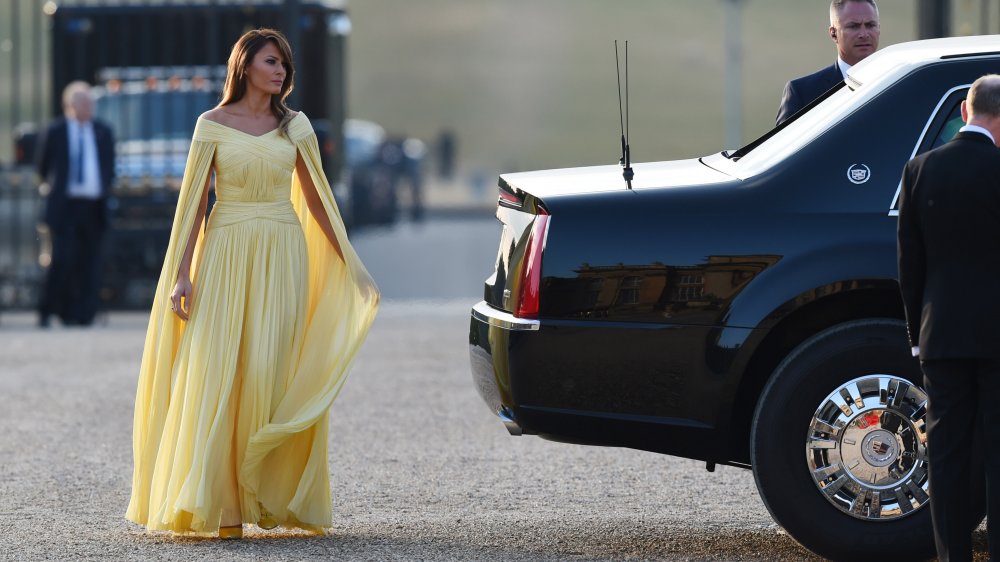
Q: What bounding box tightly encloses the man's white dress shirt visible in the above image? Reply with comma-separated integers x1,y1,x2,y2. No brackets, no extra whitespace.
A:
66,119,102,200
837,58,852,79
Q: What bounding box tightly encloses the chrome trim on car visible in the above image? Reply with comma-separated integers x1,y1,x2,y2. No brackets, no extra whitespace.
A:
471,301,540,331
498,407,523,436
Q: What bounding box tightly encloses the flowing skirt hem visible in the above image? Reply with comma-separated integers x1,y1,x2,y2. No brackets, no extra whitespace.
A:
125,511,330,536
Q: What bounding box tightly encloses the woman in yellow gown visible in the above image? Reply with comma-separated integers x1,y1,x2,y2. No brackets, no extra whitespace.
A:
125,29,378,538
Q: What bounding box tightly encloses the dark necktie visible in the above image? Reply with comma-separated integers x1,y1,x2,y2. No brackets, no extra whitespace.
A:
75,125,85,184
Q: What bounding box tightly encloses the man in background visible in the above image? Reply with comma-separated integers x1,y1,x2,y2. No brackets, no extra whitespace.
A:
36,81,115,327
898,74,1000,562
775,0,880,125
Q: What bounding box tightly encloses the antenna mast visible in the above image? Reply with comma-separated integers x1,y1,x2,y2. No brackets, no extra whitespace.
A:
615,40,634,190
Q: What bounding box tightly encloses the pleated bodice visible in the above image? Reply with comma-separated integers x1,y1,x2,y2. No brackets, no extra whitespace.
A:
196,118,300,228
209,124,296,203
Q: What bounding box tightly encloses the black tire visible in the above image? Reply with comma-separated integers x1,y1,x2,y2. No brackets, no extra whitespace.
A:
751,319,984,562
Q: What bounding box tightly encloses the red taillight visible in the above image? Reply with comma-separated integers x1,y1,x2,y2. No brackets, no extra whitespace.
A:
514,211,549,319
499,189,521,206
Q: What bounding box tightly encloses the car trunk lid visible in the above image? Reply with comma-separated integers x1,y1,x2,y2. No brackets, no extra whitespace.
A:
499,158,731,199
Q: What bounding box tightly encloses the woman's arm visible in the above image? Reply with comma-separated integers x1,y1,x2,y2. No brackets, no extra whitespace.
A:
169,173,212,320
295,151,346,262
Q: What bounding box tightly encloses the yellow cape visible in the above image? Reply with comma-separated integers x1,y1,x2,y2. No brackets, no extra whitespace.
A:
126,113,379,531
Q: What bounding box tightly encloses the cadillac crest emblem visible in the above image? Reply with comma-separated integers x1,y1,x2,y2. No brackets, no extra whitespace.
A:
847,163,871,185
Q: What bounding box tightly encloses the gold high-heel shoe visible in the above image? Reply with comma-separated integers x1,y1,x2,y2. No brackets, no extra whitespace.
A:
218,525,243,540
257,507,278,530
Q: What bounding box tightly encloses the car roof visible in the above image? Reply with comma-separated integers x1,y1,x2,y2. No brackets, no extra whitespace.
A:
702,35,1000,181
849,35,1000,89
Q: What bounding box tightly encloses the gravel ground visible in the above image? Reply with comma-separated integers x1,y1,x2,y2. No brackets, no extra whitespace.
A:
0,301,981,561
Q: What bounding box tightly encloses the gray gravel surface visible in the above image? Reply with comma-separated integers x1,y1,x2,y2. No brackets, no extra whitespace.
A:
1,302,984,561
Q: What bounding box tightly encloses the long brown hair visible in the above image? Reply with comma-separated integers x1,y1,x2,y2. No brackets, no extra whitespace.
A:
219,29,296,136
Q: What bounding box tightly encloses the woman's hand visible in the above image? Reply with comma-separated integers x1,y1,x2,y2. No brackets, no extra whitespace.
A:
169,276,193,321
170,173,211,323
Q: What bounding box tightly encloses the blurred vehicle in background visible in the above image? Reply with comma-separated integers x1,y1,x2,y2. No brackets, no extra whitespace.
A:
344,118,426,225
344,118,392,225
92,67,222,189
380,135,427,221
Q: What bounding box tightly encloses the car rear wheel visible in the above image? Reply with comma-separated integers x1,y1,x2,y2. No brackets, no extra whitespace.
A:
750,319,984,561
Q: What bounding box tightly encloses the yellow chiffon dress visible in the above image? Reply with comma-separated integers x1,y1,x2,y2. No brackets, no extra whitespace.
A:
125,112,379,535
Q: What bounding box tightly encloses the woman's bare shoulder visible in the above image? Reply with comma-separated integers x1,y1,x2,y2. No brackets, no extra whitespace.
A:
199,107,228,125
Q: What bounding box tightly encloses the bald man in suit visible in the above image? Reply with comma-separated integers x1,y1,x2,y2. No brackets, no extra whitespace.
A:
776,0,880,125
898,74,1000,562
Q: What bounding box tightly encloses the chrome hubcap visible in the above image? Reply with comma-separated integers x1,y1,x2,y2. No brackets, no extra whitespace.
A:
806,375,929,520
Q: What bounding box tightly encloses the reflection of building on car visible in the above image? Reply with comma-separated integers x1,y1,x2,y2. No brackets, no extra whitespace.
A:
344,118,426,225
469,36,1000,562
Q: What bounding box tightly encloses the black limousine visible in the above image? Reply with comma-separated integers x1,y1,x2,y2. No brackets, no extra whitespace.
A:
469,36,1000,561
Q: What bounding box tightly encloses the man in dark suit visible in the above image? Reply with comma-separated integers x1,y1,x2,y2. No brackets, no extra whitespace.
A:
775,0,880,125
36,81,115,327
898,74,1000,562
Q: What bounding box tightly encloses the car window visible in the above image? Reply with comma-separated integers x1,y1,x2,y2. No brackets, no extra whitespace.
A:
931,102,964,149
727,82,848,160
707,84,859,178
915,88,968,156
889,87,969,215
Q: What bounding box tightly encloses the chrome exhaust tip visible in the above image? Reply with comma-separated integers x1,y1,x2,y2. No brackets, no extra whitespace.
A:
498,407,522,436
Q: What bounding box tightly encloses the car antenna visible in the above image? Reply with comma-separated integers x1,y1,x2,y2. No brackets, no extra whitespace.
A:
615,40,634,190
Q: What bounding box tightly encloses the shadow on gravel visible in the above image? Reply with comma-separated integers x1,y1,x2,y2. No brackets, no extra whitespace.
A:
443,521,826,562
129,522,826,561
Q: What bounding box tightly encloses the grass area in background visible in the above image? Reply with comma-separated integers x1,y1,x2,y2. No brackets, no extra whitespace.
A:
347,0,917,176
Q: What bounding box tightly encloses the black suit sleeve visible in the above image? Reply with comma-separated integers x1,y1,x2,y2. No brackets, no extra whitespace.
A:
776,81,801,125
897,162,925,348
36,124,53,182
98,123,116,186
